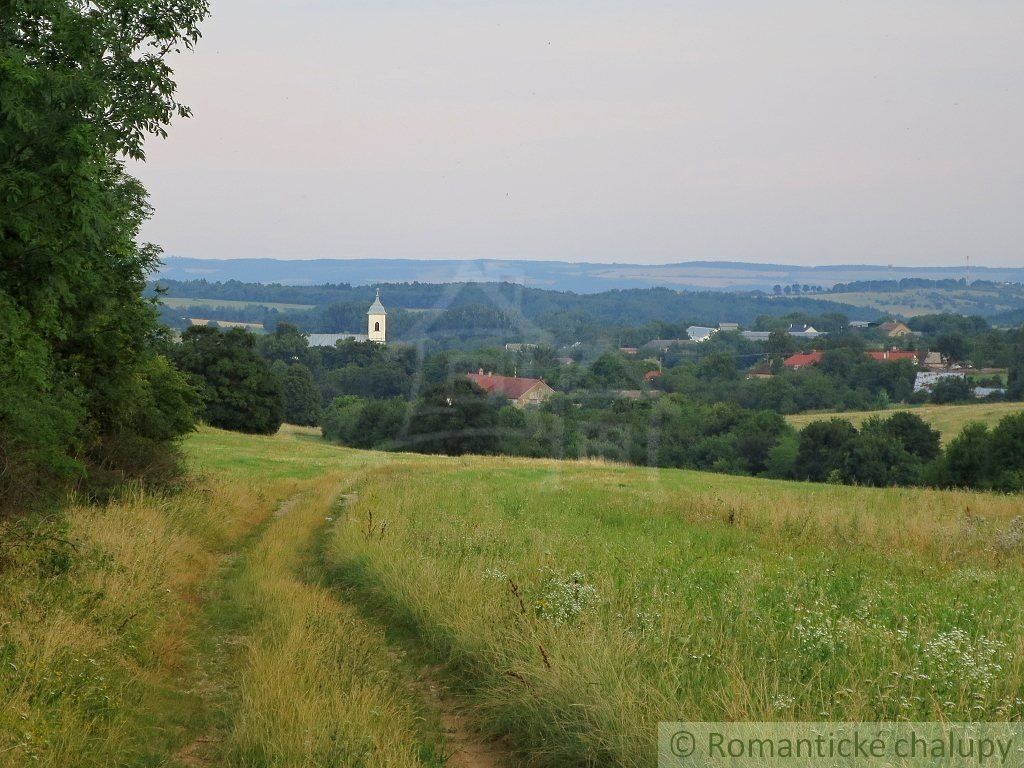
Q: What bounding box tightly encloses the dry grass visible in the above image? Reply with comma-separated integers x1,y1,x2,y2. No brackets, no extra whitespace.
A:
785,401,1024,444
0,476,284,767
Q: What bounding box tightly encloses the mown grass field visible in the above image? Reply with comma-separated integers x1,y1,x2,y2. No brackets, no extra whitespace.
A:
825,287,1024,317
159,296,316,311
3,426,1023,767
785,401,1024,443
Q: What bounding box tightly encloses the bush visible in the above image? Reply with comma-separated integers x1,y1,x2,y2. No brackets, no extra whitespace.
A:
794,419,858,482
841,425,922,487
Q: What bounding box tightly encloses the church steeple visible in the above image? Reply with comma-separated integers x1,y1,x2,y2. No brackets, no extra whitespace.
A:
367,289,387,343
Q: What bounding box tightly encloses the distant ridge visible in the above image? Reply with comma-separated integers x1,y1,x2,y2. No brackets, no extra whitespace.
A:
157,257,1024,294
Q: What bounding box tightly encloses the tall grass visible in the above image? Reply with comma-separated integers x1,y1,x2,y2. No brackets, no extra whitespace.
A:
0,476,281,767
326,457,1024,767
0,427,445,766
220,473,444,767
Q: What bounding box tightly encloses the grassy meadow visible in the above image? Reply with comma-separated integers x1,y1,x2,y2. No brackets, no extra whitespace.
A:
159,296,316,312
3,425,1023,767
785,400,1024,443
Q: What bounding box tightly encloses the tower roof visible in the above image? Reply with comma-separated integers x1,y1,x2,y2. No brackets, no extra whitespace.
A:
366,289,386,315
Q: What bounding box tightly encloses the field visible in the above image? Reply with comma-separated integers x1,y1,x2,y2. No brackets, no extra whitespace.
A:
3,426,1023,767
785,401,1024,443
159,296,316,311
825,286,1024,318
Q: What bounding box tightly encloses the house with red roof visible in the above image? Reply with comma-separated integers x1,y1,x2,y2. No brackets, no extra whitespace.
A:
782,351,824,369
866,349,919,363
466,370,555,408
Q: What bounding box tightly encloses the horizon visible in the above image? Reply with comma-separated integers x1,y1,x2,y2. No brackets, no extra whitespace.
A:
135,1,1024,268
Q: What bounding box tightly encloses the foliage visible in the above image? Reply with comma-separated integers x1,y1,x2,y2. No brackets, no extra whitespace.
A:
0,0,206,509
930,376,974,404
405,380,500,456
173,327,283,434
794,419,858,482
274,362,322,426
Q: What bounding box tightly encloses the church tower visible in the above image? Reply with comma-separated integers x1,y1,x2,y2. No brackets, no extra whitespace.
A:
367,289,387,343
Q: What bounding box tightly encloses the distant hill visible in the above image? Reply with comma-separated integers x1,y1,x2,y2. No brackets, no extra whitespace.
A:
156,257,1024,294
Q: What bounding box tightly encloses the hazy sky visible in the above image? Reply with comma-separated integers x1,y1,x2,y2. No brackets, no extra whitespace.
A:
134,1,1024,266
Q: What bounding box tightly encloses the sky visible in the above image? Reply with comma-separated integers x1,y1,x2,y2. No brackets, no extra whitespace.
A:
133,1,1024,267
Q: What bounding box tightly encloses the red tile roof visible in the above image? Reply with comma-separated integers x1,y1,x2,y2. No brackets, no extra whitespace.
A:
782,351,824,368
866,350,919,362
467,372,549,400
643,369,662,381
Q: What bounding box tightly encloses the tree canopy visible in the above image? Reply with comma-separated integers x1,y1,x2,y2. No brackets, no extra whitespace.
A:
1,0,208,510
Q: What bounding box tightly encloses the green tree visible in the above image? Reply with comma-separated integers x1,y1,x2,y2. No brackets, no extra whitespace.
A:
935,333,968,365
174,328,283,434
406,380,499,456
322,396,365,445
794,419,858,482
841,420,922,487
1,0,207,507
278,363,322,426
989,413,1024,491
878,411,941,462
941,423,993,488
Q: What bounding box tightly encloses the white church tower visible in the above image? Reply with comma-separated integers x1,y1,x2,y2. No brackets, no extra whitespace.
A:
367,289,387,343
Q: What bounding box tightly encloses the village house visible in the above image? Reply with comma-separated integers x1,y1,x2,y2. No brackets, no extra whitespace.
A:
718,322,740,332
878,321,912,338
740,330,772,342
865,349,919,363
782,351,824,369
746,361,774,379
787,323,824,339
467,370,555,408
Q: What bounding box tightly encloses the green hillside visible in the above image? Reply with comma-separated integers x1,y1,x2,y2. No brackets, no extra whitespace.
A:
4,426,1023,767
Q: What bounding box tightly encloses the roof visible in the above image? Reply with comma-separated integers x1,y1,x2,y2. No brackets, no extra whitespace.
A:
366,289,387,316
741,331,772,341
643,369,662,381
879,322,907,331
782,351,824,367
687,325,719,341
718,322,740,331
307,333,368,347
466,372,553,400
866,350,918,362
